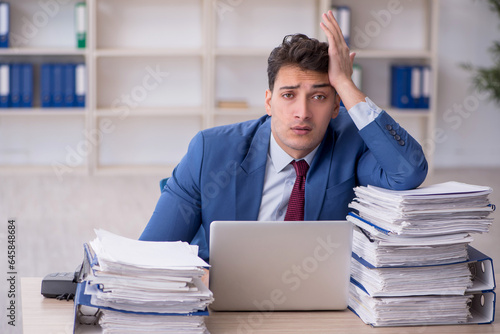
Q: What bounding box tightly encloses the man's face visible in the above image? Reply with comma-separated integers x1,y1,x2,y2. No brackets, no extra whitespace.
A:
265,65,340,159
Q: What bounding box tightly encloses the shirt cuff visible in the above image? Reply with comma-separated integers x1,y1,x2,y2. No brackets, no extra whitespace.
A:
347,97,383,130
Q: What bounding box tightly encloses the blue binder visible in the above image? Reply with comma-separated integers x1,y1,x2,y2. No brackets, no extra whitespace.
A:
21,64,33,108
0,63,9,107
0,2,9,48
52,64,64,107
63,64,75,107
390,65,413,108
9,64,22,108
40,64,53,108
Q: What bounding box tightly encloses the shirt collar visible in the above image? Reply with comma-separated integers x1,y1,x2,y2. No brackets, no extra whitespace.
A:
269,133,319,173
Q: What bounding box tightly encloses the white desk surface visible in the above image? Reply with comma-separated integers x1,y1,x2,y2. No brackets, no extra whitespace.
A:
21,277,500,334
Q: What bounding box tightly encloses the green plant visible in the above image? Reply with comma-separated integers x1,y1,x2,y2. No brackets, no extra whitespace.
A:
463,0,500,104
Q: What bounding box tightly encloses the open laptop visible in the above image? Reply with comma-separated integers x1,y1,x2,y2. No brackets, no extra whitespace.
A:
209,220,353,311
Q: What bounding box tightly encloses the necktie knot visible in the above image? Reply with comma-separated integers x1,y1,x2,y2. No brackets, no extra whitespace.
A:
291,160,309,177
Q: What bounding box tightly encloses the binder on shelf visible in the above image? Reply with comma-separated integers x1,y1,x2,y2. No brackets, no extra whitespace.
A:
21,64,33,108
52,64,64,107
391,65,431,109
63,64,75,107
75,63,86,107
0,2,9,48
40,64,53,108
331,6,350,46
75,2,86,49
352,64,362,90
9,64,22,108
0,63,9,107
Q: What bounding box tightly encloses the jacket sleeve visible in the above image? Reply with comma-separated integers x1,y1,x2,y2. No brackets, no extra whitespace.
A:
139,131,204,243
356,110,428,190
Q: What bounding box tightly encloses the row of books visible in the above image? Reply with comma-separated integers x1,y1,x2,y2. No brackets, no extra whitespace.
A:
41,63,86,108
0,2,86,48
347,181,496,326
75,229,213,333
0,63,32,107
391,65,431,109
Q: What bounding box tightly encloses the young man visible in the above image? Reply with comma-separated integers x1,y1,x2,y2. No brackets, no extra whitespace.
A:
140,12,427,261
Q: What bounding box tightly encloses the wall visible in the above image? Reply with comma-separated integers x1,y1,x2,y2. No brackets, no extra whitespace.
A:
435,0,500,168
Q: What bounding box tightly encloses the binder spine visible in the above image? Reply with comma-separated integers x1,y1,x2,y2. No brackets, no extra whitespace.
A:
9,64,22,108
52,64,64,108
63,64,75,107
75,63,86,107
40,64,53,108
0,2,9,48
0,63,9,107
75,3,87,49
21,64,33,108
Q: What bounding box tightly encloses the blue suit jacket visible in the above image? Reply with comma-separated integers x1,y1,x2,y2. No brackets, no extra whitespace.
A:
140,109,428,261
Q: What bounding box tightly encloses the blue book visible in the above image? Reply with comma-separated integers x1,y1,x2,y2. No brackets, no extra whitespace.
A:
0,2,9,48
75,63,86,107
0,63,8,107
40,64,53,108
9,64,22,108
21,64,33,108
63,64,75,107
52,64,64,107
390,65,413,109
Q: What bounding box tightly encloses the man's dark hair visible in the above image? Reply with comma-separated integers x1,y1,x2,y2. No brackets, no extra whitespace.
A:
267,34,329,91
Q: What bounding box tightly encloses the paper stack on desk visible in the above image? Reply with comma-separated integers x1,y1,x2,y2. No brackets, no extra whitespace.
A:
347,181,496,327
75,229,213,333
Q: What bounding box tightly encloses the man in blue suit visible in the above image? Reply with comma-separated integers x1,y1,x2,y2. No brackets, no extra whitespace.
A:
140,11,427,261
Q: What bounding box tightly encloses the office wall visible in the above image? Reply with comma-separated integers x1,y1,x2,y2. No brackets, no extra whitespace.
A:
435,0,500,168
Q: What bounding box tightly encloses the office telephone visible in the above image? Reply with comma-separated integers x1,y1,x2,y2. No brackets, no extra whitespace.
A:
41,264,82,300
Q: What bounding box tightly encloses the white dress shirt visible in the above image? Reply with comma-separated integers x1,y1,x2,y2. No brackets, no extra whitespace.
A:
257,97,382,221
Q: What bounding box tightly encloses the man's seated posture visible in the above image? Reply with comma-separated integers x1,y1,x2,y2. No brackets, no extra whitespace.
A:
140,11,428,261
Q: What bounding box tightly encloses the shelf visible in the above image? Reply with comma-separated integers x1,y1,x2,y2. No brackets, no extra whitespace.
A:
96,107,204,117
95,48,204,57
0,109,87,116
0,48,87,56
94,165,175,176
214,48,271,57
352,49,432,59
214,107,266,116
386,108,431,117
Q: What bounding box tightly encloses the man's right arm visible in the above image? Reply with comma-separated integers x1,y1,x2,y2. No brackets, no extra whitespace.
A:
139,132,205,243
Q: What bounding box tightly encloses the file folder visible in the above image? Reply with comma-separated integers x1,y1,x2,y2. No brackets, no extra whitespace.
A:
391,65,412,108
0,2,9,48
331,6,350,46
63,64,75,107
21,64,33,108
9,64,21,108
0,63,9,107
75,3,86,49
420,65,431,108
52,64,64,107
75,63,86,107
40,64,53,108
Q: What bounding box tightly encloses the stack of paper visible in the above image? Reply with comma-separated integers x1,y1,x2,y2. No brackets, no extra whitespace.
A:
346,181,496,327
79,229,213,333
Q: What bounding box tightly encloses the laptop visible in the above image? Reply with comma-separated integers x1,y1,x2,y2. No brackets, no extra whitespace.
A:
209,220,353,311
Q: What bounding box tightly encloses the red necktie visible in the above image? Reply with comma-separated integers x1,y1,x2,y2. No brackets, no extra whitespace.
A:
285,160,309,221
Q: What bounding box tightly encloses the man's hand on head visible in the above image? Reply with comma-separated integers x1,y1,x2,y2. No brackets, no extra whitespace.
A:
320,10,366,110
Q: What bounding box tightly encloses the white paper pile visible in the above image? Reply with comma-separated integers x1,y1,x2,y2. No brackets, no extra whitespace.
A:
83,229,213,333
347,181,495,326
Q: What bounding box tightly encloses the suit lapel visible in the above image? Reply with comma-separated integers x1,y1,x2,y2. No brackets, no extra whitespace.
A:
235,118,271,220
305,125,335,220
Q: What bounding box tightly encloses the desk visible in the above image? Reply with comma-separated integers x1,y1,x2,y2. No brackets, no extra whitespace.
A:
22,277,500,334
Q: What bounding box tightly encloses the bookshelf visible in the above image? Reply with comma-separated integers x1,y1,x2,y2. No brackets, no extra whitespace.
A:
0,0,438,174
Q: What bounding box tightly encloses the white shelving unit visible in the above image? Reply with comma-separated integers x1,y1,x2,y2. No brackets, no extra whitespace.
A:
0,0,438,174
